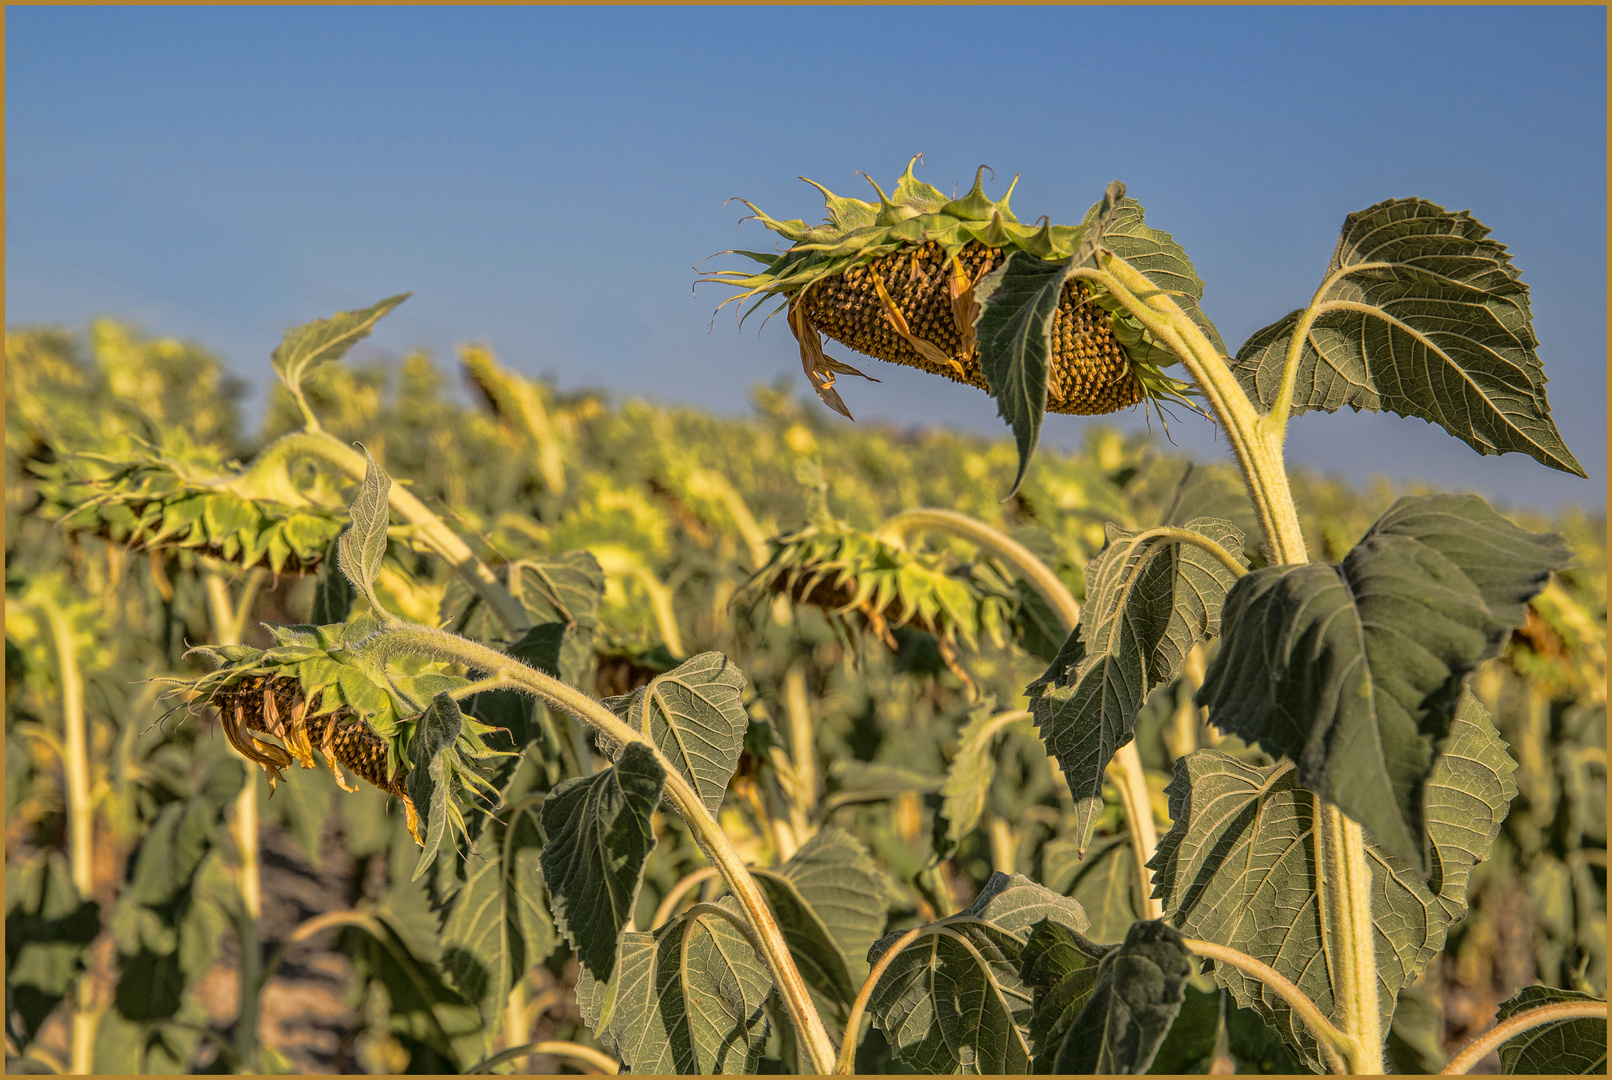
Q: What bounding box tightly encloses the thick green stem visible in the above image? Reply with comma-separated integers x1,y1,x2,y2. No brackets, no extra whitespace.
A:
1087,249,1397,1072
366,623,839,1075
243,431,531,636
469,1041,620,1075
1320,803,1384,1074
1074,258,1307,566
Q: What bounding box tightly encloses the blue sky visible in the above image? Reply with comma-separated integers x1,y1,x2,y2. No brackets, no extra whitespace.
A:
8,5,1606,512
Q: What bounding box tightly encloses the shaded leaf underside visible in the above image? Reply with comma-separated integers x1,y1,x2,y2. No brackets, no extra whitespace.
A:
1149,695,1517,1070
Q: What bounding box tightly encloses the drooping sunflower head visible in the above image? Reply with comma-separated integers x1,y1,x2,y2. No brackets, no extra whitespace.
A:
701,156,1191,422
181,616,509,847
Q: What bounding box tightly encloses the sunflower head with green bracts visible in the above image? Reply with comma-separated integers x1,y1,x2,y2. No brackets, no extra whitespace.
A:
180,615,511,851
700,155,1198,424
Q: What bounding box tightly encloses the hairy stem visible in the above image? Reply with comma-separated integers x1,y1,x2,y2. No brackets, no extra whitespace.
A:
1440,1001,1609,1075
244,431,531,636
1082,251,1403,1075
366,623,839,1075
1074,258,1307,566
1320,802,1383,1073
1183,939,1351,1074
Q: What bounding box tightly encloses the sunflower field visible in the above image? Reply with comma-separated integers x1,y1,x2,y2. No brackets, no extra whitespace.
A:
5,300,1605,1074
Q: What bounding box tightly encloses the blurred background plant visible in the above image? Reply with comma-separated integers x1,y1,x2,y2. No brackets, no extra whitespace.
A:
6,318,1604,1074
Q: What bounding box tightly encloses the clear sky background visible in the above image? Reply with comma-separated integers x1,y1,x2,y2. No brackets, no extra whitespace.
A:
8,6,1606,512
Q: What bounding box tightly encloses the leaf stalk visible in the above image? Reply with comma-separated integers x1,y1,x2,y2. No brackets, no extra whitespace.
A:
1439,1001,1609,1075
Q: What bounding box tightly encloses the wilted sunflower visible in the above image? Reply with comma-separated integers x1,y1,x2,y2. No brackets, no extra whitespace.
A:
701,156,1191,420
180,618,510,847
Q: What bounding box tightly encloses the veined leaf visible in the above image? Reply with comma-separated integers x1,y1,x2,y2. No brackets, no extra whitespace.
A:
603,651,747,818
751,827,889,1011
1030,517,1245,856
337,447,392,610
1021,918,1193,1075
1494,985,1608,1074
1149,694,1517,1070
509,551,605,687
271,293,410,398
974,250,1069,497
864,872,1088,1073
1233,198,1584,477
439,797,557,1050
539,742,665,981
580,902,772,1074
1197,493,1566,869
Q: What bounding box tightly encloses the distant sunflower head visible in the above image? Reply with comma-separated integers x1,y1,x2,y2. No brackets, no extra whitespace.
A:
181,617,510,847
701,156,1190,421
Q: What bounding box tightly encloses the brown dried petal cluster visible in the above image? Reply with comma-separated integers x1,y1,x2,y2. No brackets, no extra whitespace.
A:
798,241,1143,415
209,675,420,841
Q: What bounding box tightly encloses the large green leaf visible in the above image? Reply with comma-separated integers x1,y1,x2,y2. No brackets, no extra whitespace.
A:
974,250,1069,497
864,872,1088,1073
580,902,773,1074
439,797,557,1050
603,651,747,818
1022,918,1193,1075
751,827,890,1013
538,742,665,980
1233,198,1584,477
1030,517,1245,855
1493,985,1608,1075
1198,493,1565,869
270,293,410,398
1149,694,1517,1070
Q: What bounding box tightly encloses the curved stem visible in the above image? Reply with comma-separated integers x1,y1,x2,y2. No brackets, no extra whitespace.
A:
1074,259,1307,566
1185,939,1351,1075
468,1041,619,1075
652,866,724,929
836,925,930,1074
364,622,839,1075
688,468,772,570
245,431,531,636
1122,527,1248,580
1440,1001,1609,1075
